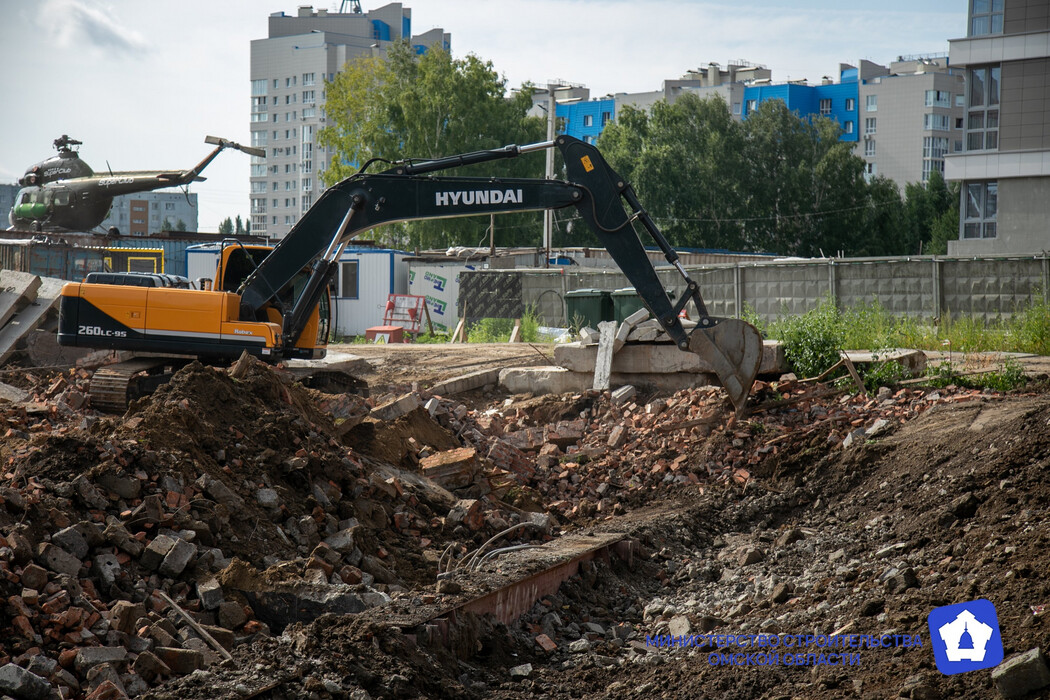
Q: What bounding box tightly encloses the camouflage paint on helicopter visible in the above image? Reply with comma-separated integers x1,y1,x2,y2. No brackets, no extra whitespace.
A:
9,135,264,233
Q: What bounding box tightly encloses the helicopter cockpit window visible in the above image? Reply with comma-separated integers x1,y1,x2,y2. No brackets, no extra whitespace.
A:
54,191,70,206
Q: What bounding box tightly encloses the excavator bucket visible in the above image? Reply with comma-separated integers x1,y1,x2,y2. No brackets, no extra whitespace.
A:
688,318,764,414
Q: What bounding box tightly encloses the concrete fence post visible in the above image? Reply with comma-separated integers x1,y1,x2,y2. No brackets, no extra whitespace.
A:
734,264,743,318
1042,253,1049,302
828,260,837,310
932,258,943,319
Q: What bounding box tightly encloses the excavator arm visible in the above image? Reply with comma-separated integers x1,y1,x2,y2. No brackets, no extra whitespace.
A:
239,135,763,411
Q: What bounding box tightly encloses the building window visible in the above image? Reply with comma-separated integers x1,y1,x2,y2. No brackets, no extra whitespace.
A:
583,114,593,127
303,72,315,86
864,140,876,157
819,98,832,116
732,102,741,115
923,136,949,159
924,114,950,131
844,120,854,134
251,79,267,96
340,261,359,298
864,117,876,135
601,111,612,126
303,106,316,118
967,65,1000,151
922,159,946,182
865,95,877,112
302,90,315,104
963,181,997,238
970,0,1003,36
925,90,951,108
746,99,757,113
845,98,855,111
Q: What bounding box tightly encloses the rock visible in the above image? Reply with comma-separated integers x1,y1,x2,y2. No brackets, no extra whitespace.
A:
158,537,196,577
101,517,143,557
197,578,224,610
948,492,979,519
96,471,142,500
109,600,147,635
20,563,47,590
51,525,89,560
37,542,82,576
420,448,478,490
195,473,244,508
771,582,794,604
74,646,128,674
256,488,279,509
509,663,532,680
569,639,591,653
92,553,122,587
218,601,248,630
859,599,885,617
132,651,171,683
738,548,764,566
446,499,484,531
884,568,919,594
611,385,636,405
154,647,203,675
436,580,461,594
992,648,1050,698
371,393,422,421
775,528,804,547
668,615,691,637
0,663,51,700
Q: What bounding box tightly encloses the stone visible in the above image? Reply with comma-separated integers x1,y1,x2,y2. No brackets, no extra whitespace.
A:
593,321,617,391
884,568,919,594
509,663,532,680
96,471,141,500
20,563,47,590
92,553,122,587
323,528,356,554
218,601,248,630
569,639,591,653
197,578,224,610
610,384,636,405
256,488,279,509
771,582,794,604
154,647,203,675
195,474,244,508
446,499,484,531
101,517,143,557
74,646,128,673
992,648,1050,698
52,525,89,560
109,600,147,635
37,542,82,576
668,615,691,637
775,528,805,547
738,548,764,566
158,537,196,577
0,663,51,700
371,393,422,421
420,448,479,490
141,535,176,571
132,651,171,683
436,580,461,595
607,425,627,449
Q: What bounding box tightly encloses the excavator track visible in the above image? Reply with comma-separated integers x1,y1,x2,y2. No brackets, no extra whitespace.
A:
89,359,187,413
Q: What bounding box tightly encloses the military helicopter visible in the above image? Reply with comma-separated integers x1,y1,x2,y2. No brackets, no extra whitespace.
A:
8,135,265,233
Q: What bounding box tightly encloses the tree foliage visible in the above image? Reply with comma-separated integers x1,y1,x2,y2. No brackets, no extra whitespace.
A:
903,170,958,255
320,42,546,250
598,95,929,257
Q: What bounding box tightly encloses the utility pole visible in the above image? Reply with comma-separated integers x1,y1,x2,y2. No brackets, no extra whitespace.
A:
543,83,557,269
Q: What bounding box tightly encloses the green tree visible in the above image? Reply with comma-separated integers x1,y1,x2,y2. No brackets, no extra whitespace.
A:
235,215,245,235
161,217,174,231
903,170,957,254
320,42,546,249
176,219,187,232
218,217,234,235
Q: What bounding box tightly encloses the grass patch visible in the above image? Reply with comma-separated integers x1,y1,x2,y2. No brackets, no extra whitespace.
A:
467,306,541,343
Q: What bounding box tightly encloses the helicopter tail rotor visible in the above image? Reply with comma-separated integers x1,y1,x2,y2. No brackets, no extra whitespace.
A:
205,135,266,159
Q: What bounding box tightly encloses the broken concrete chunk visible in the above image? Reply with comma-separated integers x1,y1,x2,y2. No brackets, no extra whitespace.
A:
992,648,1050,698
611,385,636,405
96,470,142,500
141,534,177,572
446,499,484,531
158,537,196,577
154,647,203,675
0,662,51,700
371,393,422,421
420,447,479,490
37,542,82,577
196,473,244,508
109,600,147,635
197,578,224,610
51,525,89,560
74,646,128,673
102,517,144,557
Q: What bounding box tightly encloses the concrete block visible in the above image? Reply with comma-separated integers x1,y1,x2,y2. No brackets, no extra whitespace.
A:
624,307,650,326
37,542,82,576
158,537,196,577
611,385,636,405
51,525,89,560
429,368,501,396
197,578,224,610
96,471,142,500
0,662,50,700
555,339,786,375
500,367,591,395
578,326,599,345
992,648,1050,698
593,321,617,391
0,381,28,403
74,646,128,673
420,447,479,490
140,534,176,571
195,473,243,508
0,270,41,328
371,392,422,421
154,647,203,675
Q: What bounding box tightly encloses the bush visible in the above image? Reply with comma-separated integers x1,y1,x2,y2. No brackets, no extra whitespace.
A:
768,298,843,378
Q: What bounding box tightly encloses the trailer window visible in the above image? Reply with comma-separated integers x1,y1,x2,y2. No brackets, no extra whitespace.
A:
340,261,359,299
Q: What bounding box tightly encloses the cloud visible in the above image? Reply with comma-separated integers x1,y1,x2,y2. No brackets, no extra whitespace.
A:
36,0,149,55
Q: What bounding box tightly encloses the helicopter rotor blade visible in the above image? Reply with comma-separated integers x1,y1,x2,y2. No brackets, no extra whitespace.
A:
205,135,266,159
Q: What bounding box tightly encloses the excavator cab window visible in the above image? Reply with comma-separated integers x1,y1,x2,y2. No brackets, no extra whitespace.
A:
220,247,270,293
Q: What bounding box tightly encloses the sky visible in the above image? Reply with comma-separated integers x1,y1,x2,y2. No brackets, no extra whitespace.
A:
0,0,965,233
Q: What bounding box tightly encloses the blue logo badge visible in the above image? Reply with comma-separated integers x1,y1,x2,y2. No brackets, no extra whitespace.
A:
927,599,1003,674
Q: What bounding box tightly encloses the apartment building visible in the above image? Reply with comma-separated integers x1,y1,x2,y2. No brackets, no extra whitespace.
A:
857,57,966,187
100,192,198,236
250,3,449,239
946,0,1050,254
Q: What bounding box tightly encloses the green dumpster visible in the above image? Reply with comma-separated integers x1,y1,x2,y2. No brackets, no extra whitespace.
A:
565,288,613,328
611,287,676,324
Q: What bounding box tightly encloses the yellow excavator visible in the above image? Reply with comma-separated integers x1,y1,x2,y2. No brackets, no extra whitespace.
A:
58,136,763,412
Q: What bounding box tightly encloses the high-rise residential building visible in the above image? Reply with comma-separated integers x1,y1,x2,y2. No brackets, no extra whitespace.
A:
100,192,198,235
856,57,966,187
946,0,1050,254
250,3,449,240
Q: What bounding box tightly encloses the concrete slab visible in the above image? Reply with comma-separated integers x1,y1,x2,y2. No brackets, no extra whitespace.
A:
429,367,501,396
0,276,63,365
593,321,616,391
0,271,41,329
555,340,786,376
500,366,722,396
0,381,28,403
841,349,926,375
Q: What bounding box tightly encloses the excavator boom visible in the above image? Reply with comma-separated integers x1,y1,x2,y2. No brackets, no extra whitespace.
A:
238,135,763,411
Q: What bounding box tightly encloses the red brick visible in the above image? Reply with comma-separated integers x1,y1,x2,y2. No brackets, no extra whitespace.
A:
535,633,558,652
